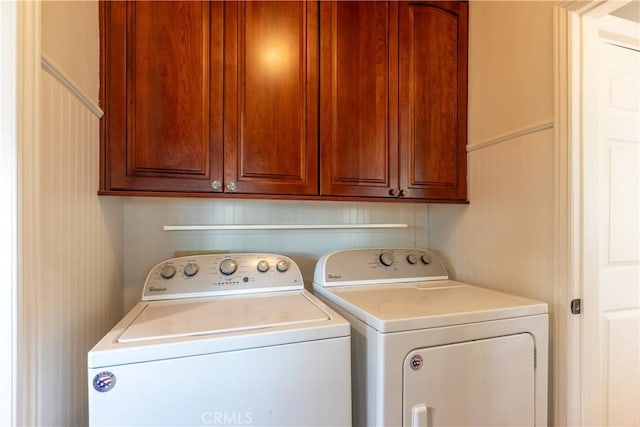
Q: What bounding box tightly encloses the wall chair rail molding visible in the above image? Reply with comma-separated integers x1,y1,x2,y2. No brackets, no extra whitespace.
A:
466,119,555,153
40,54,103,119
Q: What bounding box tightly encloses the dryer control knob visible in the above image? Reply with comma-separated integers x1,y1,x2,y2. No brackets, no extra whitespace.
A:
421,254,431,265
276,259,289,272
407,254,418,264
219,259,238,276
379,252,394,267
160,264,177,279
257,260,270,273
183,262,199,277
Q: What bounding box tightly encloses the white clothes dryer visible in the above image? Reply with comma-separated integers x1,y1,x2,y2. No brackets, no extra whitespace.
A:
312,248,548,427
88,253,351,426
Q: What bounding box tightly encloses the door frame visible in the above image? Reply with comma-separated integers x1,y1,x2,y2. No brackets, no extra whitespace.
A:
14,1,41,426
553,2,637,425
0,1,18,425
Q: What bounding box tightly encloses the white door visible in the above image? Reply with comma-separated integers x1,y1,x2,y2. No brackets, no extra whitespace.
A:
402,334,536,427
582,14,640,427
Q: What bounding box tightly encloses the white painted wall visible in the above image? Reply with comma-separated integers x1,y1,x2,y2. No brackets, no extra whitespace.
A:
41,0,99,103
123,199,428,311
23,1,125,425
431,0,554,298
429,0,557,421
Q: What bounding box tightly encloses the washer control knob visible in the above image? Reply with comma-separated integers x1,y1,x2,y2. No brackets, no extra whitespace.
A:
219,259,238,276
183,262,199,277
407,254,418,264
379,252,394,267
257,260,270,273
160,264,177,279
276,259,289,272
421,254,431,265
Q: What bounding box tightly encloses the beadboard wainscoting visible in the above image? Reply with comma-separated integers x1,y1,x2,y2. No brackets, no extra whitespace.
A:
123,199,428,311
37,66,124,425
430,126,554,303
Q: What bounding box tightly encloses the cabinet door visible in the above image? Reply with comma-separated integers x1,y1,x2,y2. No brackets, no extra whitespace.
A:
224,1,318,196
101,1,223,193
319,1,398,198
399,1,468,201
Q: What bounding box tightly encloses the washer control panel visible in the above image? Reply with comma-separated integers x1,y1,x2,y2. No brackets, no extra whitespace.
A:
313,248,449,287
142,253,302,301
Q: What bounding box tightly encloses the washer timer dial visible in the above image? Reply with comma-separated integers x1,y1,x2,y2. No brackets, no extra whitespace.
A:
219,259,238,275
257,260,270,273
379,252,394,267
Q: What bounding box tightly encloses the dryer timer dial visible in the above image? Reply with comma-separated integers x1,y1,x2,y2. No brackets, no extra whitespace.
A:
160,264,177,279
276,259,290,272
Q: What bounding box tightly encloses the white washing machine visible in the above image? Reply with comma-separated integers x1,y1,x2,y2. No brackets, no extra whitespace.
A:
88,253,351,426
312,248,548,427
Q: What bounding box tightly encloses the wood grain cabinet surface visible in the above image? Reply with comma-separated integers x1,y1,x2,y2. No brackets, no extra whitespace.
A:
320,0,467,201
100,0,467,203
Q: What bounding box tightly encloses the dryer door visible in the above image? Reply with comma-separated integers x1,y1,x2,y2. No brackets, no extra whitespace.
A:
403,333,535,427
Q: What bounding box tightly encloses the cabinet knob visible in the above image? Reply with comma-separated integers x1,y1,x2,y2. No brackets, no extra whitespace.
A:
388,188,398,197
211,180,222,192
226,182,237,192
399,189,407,197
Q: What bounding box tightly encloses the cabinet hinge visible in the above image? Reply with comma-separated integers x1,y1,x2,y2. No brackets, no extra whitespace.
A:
570,299,581,314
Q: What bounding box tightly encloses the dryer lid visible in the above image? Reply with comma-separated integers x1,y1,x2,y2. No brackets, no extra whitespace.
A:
118,291,329,343
318,280,548,333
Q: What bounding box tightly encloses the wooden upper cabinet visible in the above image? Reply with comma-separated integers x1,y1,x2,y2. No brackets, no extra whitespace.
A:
399,1,468,201
100,0,467,202
224,1,318,196
320,1,398,198
100,0,317,196
101,1,224,192
320,0,467,201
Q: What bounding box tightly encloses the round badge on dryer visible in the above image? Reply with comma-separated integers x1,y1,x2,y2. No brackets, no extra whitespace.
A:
93,371,116,392
410,354,423,370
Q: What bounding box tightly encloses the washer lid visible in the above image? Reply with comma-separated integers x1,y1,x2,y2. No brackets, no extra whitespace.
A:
88,290,349,368
119,292,329,343
316,280,548,333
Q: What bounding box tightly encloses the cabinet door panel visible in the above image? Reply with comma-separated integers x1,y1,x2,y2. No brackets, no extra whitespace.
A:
320,1,398,198
102,1,223,192
224,1,318,195
399,1,467,201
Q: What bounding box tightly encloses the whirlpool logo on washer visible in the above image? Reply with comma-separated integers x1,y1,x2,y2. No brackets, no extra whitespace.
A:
148,286,167,292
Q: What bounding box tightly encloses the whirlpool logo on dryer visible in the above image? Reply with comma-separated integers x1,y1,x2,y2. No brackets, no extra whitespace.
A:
148,286,167,292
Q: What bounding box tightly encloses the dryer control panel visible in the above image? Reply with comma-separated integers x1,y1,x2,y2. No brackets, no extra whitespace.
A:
313,248,449,287
142,253,303,301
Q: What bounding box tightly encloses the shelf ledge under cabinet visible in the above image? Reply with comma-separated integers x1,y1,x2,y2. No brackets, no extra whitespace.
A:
163,224,408,231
